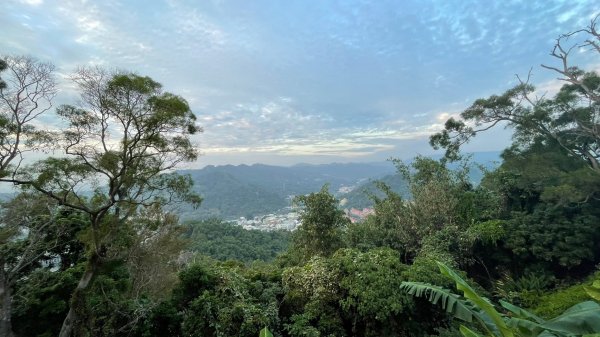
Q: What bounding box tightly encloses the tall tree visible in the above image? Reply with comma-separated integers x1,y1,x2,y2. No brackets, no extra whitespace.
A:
0,55,57,337
291,185,348,261
429,18,600,277
0,55,56,178
430,16,600,177
0,67,201,336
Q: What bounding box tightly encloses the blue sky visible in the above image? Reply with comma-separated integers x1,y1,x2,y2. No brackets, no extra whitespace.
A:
2,0,599,167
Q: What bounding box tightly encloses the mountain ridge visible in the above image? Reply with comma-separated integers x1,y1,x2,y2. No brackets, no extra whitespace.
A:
177,151,501,221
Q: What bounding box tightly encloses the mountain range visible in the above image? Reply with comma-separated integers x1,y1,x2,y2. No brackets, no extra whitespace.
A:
177,151,501,221
0,152,501,221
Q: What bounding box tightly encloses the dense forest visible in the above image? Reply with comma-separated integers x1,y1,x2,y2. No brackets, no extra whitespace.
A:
0,17,600,337
185,219,291,262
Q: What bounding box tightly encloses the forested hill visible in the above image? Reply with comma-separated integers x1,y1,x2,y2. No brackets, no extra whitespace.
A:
183,161,397,198
177,161,395,220
177,152,500,220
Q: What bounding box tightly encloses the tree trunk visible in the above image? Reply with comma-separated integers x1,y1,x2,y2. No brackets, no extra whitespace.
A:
58,258,98,337
0,262,15,337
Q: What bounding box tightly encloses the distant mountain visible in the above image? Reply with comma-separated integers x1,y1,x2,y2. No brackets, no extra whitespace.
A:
177,162,397,221
339,174,410,210
185,162,397,197
0,152,501,222
182,170,287,220
176,152,501,221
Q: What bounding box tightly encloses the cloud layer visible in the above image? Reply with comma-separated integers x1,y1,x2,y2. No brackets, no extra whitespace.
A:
2,0,599,166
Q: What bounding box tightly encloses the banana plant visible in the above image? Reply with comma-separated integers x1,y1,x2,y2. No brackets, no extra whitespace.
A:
259,327,274,337
400,262,600,337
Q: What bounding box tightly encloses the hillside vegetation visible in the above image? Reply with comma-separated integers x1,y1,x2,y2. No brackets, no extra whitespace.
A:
1,19,600,337
185,219,291,262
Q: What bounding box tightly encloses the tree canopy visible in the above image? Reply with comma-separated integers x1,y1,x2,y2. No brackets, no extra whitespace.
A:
431,17,600,178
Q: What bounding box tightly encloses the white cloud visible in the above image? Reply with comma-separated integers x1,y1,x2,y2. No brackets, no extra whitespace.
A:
165,0,227,48
557,8,578,23
192,96,458,160
19,0,43,6
435,111,460,122
533,78,563,98
5,0,597,166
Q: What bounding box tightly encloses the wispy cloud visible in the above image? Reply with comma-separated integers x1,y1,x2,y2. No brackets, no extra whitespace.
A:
18,0,43,6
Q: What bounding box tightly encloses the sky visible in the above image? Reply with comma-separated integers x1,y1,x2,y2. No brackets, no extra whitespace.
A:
1,0,599,168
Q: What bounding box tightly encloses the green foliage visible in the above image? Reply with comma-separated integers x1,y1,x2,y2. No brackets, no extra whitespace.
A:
347,156,497,269
404,257,457,290
6,21,600,337
186,218,290,262
503,204,600,269
0,58,6,89
430,67,600,175
403,262,600,337
12,266,82,337
282,248,442,337
259,327,274,337
465,220,505,245
137,301,182,337
291,185,348,261
142,261,283,337
438,262,513,337
476,140,600,276
530,272,600,319
75,263,135,337
584,281,600,301
282,256,345,337
15,68,203,336
0,193,87,272
1,193,87,337
428,326,465,337
345,184,407,253
494,272,556,307
428,21,600,284
184,170,287,220
334,248,411,321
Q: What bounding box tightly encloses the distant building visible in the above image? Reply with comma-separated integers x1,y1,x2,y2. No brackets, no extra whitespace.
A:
344,207,374,223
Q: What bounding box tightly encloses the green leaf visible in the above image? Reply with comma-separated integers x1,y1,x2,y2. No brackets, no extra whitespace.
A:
505,317,544,337
259,327,274,337
541,301,600,335
460,325,486,337
400,281,475,322
437,261,514,337
500,300,544,323
584,281,600,301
